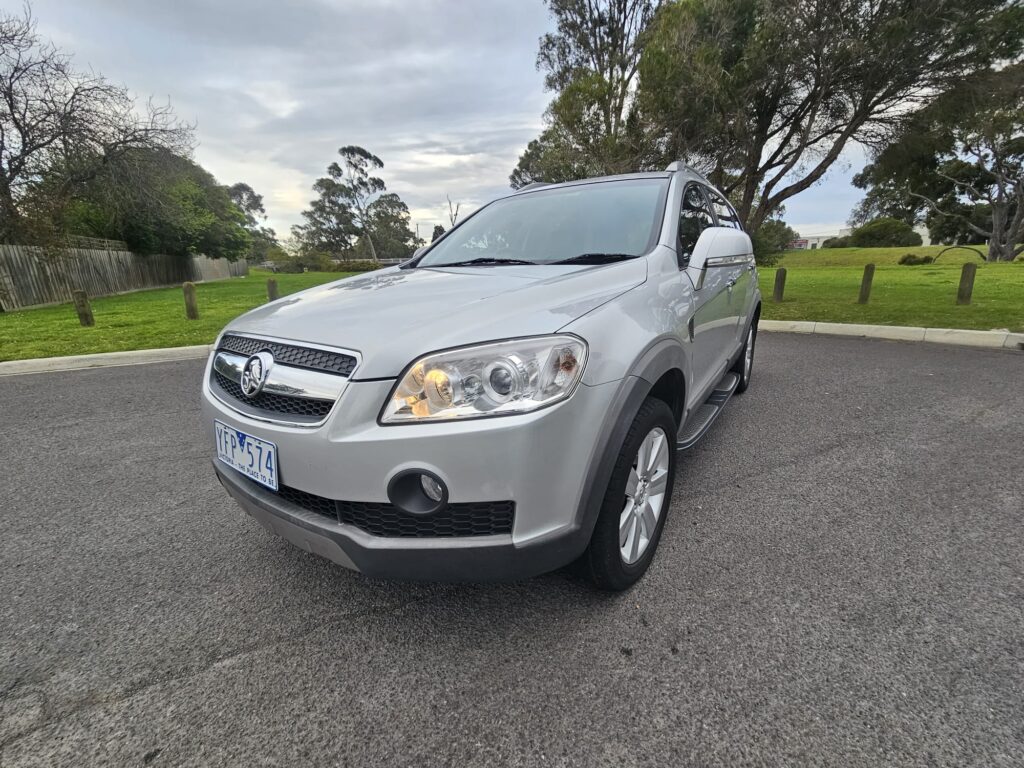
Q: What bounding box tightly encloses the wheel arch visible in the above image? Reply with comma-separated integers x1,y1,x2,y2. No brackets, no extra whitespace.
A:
629,338,688,428
568,340,687,559
648,369,685,427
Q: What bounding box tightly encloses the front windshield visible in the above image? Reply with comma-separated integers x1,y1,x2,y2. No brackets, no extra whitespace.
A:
417,178,669,267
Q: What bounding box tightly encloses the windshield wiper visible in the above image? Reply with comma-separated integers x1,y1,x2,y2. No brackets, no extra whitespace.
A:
550,252,636,265
430,257,537,267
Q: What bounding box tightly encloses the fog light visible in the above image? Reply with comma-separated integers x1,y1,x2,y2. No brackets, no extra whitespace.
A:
387,469,448,515
420,474,443,502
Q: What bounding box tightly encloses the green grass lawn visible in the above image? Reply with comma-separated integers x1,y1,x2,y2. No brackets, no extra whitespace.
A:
760,261,1024,331
777,243,990,267
0,270,350,361
2,250,1022,363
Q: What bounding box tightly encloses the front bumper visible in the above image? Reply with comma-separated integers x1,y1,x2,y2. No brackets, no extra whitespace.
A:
215,461,585,581
201,352,625,581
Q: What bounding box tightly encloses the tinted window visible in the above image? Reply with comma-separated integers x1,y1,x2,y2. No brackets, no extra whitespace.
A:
706,188,742,230
678,184,714,267
417,179,669,267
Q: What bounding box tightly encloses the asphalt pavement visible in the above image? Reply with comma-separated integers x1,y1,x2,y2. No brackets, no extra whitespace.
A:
1,334,1022,767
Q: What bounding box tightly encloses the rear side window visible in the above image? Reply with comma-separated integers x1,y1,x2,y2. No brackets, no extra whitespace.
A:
678,184,715,267
706,188,743,230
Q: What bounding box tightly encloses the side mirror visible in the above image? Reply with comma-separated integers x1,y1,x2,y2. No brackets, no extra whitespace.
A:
686,228,753,289
412,246,427,259
685,228,719,274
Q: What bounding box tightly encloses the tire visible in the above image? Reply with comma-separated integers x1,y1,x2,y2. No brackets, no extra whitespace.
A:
583,397,677,591
731,318,757,394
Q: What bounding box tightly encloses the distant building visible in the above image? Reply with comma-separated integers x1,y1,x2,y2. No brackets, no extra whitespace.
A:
787,230,850,250
788,224,934,249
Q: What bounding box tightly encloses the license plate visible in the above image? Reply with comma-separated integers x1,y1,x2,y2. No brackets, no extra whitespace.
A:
215,420,278,490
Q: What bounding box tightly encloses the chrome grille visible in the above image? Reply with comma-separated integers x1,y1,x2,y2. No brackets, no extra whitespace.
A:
213,372,334,420
208,335,355,426
218,334,357,377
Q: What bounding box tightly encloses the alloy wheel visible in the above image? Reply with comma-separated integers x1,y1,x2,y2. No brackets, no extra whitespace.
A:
744,327,754,381
619,426,670,565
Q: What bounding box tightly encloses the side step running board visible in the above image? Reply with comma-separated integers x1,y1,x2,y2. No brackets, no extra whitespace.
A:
676,372,739,450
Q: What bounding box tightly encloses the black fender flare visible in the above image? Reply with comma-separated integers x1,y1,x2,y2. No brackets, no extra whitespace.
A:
630,337,688,387
566,340,687,557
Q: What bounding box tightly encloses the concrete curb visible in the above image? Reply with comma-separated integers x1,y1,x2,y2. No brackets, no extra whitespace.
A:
759,320,1024,350
1,322,1021,376
0,344,212,376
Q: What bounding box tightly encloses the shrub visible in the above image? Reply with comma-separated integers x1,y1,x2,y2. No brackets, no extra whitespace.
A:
751,218,797,267
269,255,390,274
822,236,851,248
750,236,783,267
329,259,388,273
898,253,935,265
850,218,922,248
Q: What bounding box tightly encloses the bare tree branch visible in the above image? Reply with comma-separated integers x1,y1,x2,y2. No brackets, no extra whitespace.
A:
908,190,993,238
0,6,193,243
446,194,461,227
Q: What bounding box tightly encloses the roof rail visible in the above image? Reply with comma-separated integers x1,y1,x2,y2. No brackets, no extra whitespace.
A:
665,161,714,185
516,181,551,191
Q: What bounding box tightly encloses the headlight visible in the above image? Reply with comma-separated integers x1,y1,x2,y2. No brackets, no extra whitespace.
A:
381,335,587,423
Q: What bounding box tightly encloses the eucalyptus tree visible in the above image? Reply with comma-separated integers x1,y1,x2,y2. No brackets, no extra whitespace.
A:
293,146,421,260
512,0,1023,234
511,0,662,187
855,64,1024,261
638,0,1023,231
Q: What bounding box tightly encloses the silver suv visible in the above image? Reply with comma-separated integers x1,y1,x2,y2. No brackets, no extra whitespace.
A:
202,164,760,590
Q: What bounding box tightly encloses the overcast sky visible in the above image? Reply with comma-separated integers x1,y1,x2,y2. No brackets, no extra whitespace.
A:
22,0,863,239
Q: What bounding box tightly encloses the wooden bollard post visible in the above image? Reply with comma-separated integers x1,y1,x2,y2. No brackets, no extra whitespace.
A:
957,262,977,305
267,278,279,302
183,282,199,320
773,268,787,302
72,290,94,327
857,263,875,304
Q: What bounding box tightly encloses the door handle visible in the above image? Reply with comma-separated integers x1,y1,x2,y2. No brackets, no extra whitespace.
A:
726,278,737,289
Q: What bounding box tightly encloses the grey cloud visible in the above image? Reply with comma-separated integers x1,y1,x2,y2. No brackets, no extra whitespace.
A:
22,0,862,233
28,0,552,232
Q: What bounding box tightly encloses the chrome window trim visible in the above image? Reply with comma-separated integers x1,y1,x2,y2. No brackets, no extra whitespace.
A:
693,252,754,290
706,254,754,268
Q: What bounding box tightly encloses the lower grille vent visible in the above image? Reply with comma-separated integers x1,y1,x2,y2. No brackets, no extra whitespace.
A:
252,479,514,538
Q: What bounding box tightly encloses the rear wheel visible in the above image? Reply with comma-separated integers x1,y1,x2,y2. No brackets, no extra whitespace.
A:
583,397,677,591
731,319,757,394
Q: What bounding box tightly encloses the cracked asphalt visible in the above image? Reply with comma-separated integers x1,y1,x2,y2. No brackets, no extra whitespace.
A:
1,334,1022,767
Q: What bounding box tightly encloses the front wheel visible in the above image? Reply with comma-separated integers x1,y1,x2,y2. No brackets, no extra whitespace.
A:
731,319,757,394
583,397,677,591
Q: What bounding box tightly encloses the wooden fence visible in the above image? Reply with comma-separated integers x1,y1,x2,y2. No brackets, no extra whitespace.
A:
192,254,250,282
0,245,248,311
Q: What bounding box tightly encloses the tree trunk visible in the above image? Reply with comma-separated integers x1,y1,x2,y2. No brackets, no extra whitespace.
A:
988,239,1016,262
737,175,759,232
0,180,21,243
364,229,378,261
